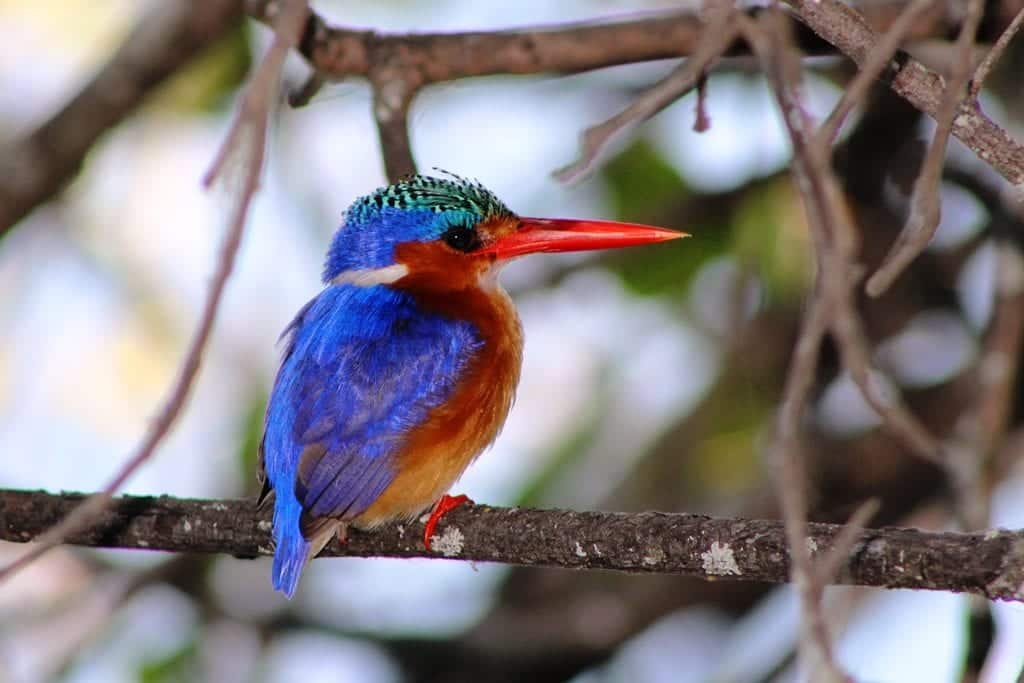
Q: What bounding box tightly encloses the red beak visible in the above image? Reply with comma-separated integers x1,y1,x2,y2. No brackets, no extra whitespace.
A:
481,218,687,260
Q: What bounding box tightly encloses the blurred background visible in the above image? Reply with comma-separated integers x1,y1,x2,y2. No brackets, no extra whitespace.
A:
2,0,1024,681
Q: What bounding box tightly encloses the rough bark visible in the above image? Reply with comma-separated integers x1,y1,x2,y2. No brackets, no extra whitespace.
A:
2,489,1023,601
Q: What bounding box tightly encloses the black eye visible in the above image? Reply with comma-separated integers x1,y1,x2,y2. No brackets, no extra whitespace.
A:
441,224,480,253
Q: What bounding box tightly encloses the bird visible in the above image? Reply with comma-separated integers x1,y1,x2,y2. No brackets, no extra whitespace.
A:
259,172,684,597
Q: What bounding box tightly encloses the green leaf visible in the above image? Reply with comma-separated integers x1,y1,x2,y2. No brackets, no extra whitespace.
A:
137,638,198,683
603,139,691,220
731,178,812,303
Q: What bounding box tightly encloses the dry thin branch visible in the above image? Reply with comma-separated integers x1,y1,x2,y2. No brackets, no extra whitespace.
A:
946,239,1024,532
763,4,950,470
0,0,1011,239
866,0,986,297
0,0,308,584
693,74,712,132
247,0,958,82
784,0,1024,186
251,0,1024,185
969,6,1024,98
816,0,936,146
0,0,244,235
2,489,1024,600
738,10,852,680
555,3,740,182
943,251,1024,683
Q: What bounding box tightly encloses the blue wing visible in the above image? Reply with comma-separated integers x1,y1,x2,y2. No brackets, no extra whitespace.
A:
261,284,481,596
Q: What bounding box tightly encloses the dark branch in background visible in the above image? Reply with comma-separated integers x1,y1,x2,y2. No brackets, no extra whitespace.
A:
783,0,1024,186
968,5,1024,99
554,1,741,182
866,0,986,297
245,0,983,184
0,0,309,584
2,489,1024,601
0,1,1013,237
740,9,857,679
0,0,245,236
246,0,1024,188
249,1,948,80
816,0,935,145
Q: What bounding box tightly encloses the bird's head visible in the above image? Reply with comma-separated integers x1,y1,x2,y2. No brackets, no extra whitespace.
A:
324,173,684,291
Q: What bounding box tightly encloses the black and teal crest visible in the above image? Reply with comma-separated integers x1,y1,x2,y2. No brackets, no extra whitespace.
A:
354,172,513,220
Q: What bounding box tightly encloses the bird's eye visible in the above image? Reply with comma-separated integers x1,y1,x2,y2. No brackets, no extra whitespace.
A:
441,224,480,253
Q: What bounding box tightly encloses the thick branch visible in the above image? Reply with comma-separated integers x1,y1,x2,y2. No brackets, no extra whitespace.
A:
2,489,1023,601
0,0,245,235
250,2,950,82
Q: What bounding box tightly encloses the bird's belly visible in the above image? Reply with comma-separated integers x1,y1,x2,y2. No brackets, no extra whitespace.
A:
352,438,479,526
355,290,523,527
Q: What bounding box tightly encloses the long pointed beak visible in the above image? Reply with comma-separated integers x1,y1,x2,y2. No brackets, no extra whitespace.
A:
480,218,687,260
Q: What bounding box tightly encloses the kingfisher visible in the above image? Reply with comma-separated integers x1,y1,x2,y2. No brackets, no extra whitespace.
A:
259,172,683,597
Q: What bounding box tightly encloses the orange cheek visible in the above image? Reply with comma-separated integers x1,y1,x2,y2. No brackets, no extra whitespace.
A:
394,240,496,292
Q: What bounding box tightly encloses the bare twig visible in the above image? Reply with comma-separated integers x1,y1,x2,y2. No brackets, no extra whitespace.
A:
0,0,309,584
969,6,1024,98
555,3,740,182
947,240,1024,532
2,0,1017,241
866,0,986,297
738,10,852,680
758,3,950,470
693,74,712,132
3,489,1024,600
942,240,1024,683
784,0,1024,186
816,0,936,147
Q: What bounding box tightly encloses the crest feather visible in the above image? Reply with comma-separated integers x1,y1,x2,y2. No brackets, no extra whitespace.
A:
352,172,513,220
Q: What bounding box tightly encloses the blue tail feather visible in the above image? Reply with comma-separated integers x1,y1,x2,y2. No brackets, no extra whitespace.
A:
272,494,309,599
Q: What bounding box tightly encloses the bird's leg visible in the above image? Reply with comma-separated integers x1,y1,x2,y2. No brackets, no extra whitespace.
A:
422,494,472,550
335,522,349,546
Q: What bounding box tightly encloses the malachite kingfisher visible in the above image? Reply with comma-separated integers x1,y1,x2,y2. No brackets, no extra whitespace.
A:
259,172,684,597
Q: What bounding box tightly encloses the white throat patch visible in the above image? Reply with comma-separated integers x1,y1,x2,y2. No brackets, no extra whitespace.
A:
331,264,410,287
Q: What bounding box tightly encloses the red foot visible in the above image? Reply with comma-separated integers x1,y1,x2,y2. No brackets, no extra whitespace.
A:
423,494,472,550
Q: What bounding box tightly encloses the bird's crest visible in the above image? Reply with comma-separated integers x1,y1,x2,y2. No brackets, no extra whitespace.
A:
350,171,514,222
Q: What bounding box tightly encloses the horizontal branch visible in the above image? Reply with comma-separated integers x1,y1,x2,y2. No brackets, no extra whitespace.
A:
2,489,1023,601
248,1,945,84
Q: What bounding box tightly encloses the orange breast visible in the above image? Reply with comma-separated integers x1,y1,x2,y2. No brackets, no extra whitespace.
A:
355,245,524,526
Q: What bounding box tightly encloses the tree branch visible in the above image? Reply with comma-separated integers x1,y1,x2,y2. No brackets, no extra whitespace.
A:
2,489,1024,601
248,1,958,81
784,0,1024,186
0,0,245,236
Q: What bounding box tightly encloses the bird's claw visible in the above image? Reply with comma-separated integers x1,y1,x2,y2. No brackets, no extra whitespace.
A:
423,494,471,550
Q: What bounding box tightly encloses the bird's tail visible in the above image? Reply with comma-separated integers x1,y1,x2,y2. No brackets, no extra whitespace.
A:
272,495,310,599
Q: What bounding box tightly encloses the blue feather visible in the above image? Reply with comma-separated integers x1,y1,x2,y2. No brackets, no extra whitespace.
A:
271,493,307,597
262,283,482,596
